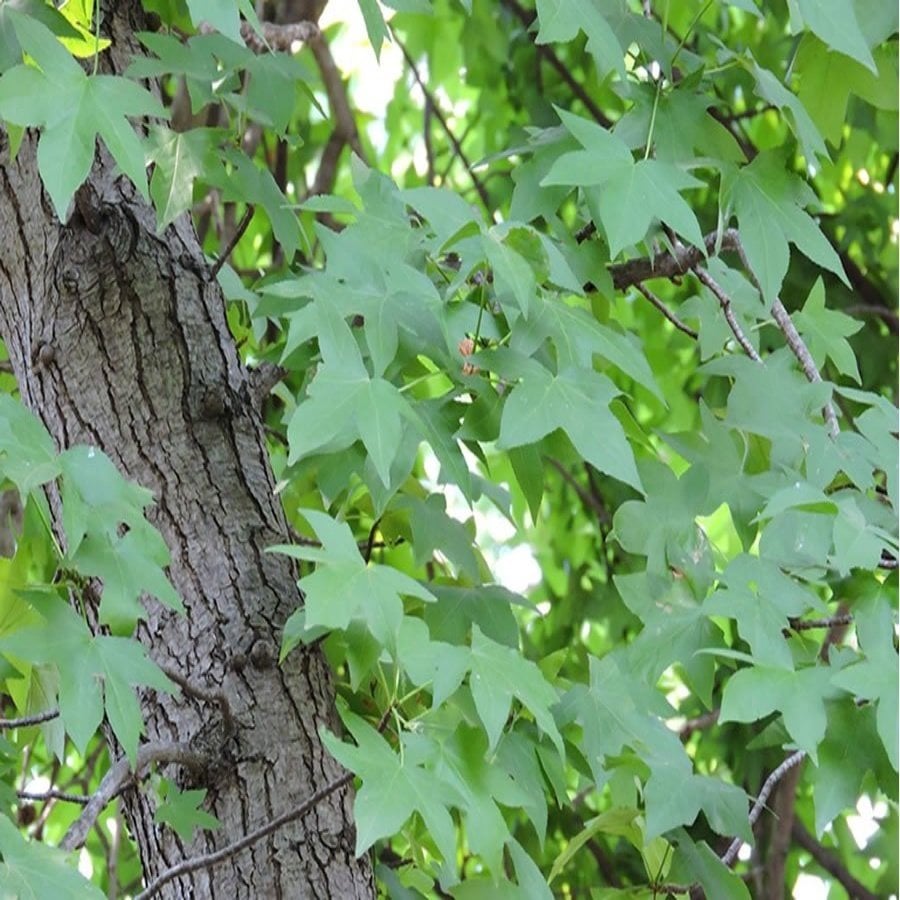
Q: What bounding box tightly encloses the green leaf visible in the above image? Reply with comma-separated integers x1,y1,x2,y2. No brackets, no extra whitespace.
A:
831,590,899,770
723,152,848,304
285,512,434,649
792,277,863,381
469,625,563,757
810,698,893,835
185,0,241,43
154,779,221,841
0,18,166,217
69,525,184,630
719,663,832,760
563,652,682,789
483,230,536,317
322,711,458,864
0,3,80,73
0,816,104,899
0,396,61,491
751,62,828,164
0,594,173,763
534,0,624,78
397,617,470,708
795,0,876,72
513,298,663,399
705,554,817,670
357,0,389,59
644,765,751,842
543,109,703,256
146,125,220,228
669,830,751,900
498,364,642,492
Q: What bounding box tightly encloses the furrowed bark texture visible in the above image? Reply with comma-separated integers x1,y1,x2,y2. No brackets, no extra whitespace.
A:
0,4,373,897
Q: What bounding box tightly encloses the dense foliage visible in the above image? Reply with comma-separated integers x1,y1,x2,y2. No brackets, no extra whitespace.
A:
0,0,897,897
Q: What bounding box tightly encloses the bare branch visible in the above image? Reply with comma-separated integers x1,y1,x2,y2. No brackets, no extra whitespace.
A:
60,741,207,852
0,708,59,729
792,819,881,900
545,456,609,524
498,0,613,127
722,751,806,867
691,264,762,362
17,788,91,805
208,204,254,283
309,33,365,161
720,234,840,436
845,303,899,329
786,613,853,633
678,709,719,740
770,299,839,438
607,229,735,290
135,771,353,899
391,28,492,212
634,283,699,338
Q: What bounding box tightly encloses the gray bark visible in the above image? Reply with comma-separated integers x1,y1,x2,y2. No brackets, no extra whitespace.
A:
0,3,373,896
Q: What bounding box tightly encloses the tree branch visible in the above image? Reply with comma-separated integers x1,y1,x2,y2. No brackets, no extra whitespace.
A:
545,456,610,524
786,613,853,633
770,298,839,438
691,265,760,360
608,229,733,290
678,709,719,740
135,771,354,899
391,27,492,212
791,819,881,900
498,0,613,127
60,741,207,852
0,708,59,729
17,788,91,805
634,283,698,338
722,751,806,867
208,204,254,283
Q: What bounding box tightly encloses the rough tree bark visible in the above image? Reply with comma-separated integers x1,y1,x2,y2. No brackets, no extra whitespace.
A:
0,2,374,896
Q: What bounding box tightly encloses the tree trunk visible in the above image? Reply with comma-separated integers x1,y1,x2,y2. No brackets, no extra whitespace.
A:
0,4,373,896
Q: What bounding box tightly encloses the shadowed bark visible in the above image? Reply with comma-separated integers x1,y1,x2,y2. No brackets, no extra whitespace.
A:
0,2,373,896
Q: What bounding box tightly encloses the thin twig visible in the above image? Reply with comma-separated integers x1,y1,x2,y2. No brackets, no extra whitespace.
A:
498,0,613,127
721,750,806,867
718,103,777,123
770,298,839,437
363,518,381,563
60,741,207,852
391,27,492,212
691,265,762,362
135,771,354,899
786,613,853,633
678,709,719,739
724,235,840,435
845,304,899,328
545,456,608,524
0,708,59,729
208,205,254,283
17,788,91,805
791,819,881,900
634,283,698,338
